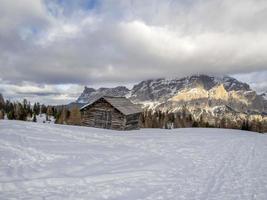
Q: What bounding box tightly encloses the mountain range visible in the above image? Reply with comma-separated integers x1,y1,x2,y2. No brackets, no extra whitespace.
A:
76,75,266,113
75,75,267,132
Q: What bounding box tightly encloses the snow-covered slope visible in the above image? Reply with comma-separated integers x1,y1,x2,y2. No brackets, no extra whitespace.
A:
36,114,55,124
1,120,267,200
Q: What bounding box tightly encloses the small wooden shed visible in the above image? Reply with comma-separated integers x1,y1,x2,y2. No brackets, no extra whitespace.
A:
80,96,142,130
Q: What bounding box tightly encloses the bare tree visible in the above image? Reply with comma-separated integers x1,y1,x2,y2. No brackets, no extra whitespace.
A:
68,106,81,125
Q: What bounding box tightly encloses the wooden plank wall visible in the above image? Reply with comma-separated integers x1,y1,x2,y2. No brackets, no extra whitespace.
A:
81,99,126,130
81,98,141,130
125,113,141,130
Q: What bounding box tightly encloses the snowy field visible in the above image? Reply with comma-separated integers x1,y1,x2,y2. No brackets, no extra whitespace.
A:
0,120,267,200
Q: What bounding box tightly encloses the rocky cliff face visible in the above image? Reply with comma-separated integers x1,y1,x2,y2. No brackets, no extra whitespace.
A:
130,75,251,103
76,75,266,114
167,84,265,114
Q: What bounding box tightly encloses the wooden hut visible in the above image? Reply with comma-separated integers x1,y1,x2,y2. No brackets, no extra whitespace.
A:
80,96,142,130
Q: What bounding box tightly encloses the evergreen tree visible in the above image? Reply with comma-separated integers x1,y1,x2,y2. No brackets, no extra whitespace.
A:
7,111,15,120
23,99,27,110
14,102,27,120
199,115,204,127
192,121,199,127
41,104,47,114
33,113,37,122
241,119,249,131
220,117,226,128
33,102,40,115
0,110,4,119
257,121,262,133
26,102,32,117
33,103,37,115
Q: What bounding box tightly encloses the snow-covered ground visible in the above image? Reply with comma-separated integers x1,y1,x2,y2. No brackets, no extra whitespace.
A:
0,120,267,200
28,114,55,124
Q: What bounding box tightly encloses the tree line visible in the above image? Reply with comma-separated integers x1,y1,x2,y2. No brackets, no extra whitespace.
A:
140,107,266,133
0,96,265,133
0,98,81,125
0,99,55,121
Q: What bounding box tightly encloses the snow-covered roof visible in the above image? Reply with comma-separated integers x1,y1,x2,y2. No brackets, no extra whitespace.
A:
80,96,142,115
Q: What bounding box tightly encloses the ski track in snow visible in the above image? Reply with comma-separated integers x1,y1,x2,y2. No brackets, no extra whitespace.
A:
0,120,267,200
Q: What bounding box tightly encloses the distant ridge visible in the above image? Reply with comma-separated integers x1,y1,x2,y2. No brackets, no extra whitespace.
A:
75,74,264,113
69,74,267,132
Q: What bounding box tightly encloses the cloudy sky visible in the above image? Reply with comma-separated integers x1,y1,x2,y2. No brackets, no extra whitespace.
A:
0,0,266,104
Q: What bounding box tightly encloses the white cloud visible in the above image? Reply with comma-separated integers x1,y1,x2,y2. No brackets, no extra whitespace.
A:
0,80,84,105
233,71,267,93
0,0,267,103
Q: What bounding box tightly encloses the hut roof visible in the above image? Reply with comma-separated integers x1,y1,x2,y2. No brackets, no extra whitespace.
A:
80,96,142,115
